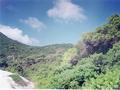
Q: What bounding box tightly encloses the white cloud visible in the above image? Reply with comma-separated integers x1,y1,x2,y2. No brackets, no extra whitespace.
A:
0,24,40,45
47,0,87,22
20,17,46,31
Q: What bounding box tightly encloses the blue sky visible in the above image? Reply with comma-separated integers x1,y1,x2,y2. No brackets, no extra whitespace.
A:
0,0,120,46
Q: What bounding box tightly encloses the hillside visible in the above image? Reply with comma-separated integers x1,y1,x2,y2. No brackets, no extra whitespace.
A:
26,15,120,89
0,32,29,55
1,14,120,89
0,33,73,76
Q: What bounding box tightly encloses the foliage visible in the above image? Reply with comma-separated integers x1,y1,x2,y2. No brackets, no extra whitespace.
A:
62,48,77,65
83,67,120,89
1,14,120,89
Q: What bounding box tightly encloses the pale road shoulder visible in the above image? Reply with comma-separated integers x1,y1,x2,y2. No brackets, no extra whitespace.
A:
0,70,35,89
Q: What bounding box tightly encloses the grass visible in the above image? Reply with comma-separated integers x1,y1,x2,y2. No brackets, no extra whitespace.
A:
9,74,28,86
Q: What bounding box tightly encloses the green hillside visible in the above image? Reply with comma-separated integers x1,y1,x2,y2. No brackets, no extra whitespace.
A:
1,14,120,89
0,33,73,76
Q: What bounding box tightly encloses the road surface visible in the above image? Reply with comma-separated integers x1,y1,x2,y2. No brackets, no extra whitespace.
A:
0,70,34,89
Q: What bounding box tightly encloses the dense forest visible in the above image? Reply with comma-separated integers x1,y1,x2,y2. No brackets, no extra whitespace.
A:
0,14,120,89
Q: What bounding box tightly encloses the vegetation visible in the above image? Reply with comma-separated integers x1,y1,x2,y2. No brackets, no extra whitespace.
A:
1,14,120,89
10,74,28,86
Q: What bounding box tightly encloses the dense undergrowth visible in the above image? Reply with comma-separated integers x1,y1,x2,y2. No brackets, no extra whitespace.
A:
1,14,120,89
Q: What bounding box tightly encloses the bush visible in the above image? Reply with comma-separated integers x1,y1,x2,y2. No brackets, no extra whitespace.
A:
83,67,120,89
62,48,77,65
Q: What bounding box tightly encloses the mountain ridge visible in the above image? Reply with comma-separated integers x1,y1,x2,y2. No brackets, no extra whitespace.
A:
0,32,73,76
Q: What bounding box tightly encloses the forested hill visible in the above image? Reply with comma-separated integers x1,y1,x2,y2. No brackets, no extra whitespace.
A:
70,14,120,60
0,32,29,56
0,32,73,75
1,14,120,89
0,32,72,56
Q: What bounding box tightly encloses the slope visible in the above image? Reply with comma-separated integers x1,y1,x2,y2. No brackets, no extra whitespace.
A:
0,32,73,76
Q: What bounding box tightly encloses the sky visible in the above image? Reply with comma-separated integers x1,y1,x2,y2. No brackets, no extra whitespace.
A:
0,0,120,46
